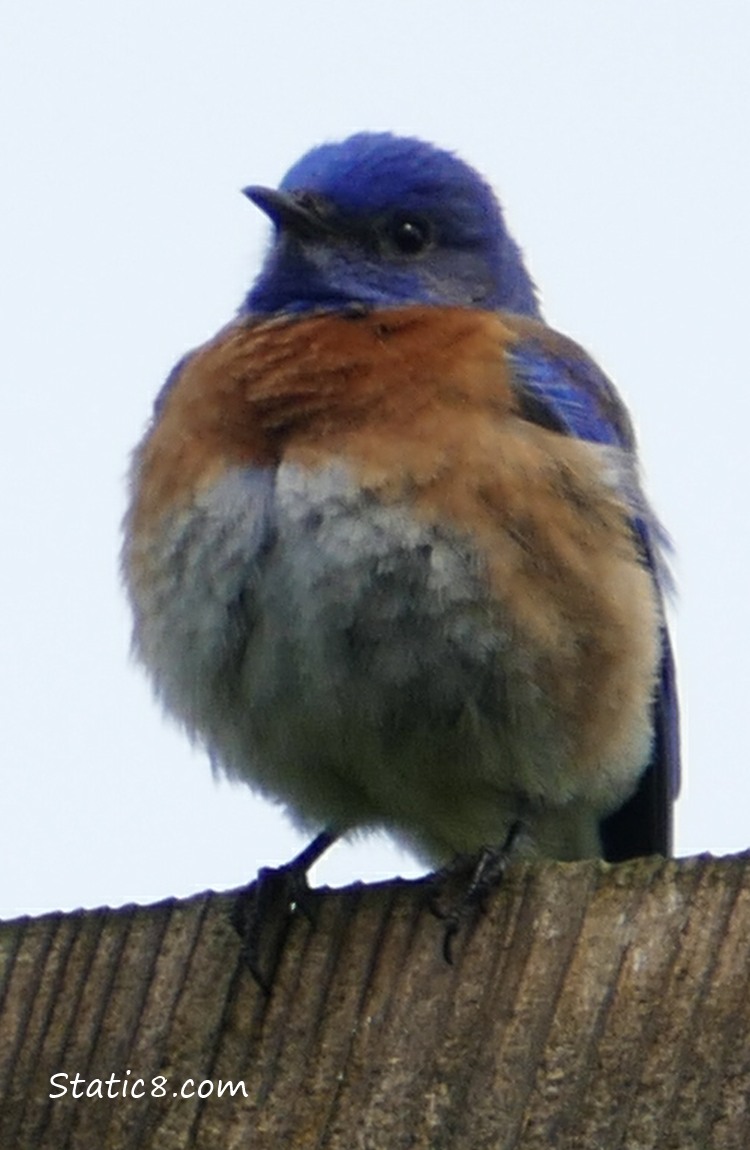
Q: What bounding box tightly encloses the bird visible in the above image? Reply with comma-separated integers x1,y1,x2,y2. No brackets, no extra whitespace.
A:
122,132,679,883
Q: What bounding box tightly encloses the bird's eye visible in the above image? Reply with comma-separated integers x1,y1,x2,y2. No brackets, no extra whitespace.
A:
384,215,433,257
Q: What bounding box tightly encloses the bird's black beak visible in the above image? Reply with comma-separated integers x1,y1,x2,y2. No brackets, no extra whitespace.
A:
242,186,332,240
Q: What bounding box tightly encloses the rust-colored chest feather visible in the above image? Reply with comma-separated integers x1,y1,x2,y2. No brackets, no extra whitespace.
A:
133,307,639,618
130,307,521,529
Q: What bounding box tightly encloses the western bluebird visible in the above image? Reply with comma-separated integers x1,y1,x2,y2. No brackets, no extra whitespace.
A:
122,132,679,875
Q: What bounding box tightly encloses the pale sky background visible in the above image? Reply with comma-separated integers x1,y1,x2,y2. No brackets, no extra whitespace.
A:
2,2,748,918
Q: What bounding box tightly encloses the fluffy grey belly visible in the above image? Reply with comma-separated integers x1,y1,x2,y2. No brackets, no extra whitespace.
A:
135,463,602,862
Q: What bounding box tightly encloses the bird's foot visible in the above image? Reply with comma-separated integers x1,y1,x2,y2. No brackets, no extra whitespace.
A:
230,830,336,994
429,820,524,963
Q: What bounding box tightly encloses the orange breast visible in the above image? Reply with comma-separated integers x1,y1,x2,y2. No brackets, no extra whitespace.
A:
128,307,514,529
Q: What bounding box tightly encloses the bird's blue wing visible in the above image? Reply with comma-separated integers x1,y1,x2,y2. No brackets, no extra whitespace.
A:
508,338,635,449
507,333,680,858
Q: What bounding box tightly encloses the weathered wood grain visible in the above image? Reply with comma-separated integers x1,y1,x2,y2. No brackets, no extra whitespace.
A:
1,854,748,1149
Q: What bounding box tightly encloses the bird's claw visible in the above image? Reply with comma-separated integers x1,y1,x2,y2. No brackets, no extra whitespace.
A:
231,830,335,993
429,821,524,963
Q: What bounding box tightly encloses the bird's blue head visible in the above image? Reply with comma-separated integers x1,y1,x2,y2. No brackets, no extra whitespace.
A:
241,133,540,318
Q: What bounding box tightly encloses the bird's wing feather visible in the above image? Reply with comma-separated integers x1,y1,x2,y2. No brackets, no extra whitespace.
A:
505,328,680,857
